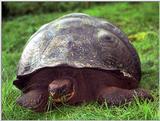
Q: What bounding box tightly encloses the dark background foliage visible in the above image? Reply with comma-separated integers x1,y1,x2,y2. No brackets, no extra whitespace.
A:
2,2,107,19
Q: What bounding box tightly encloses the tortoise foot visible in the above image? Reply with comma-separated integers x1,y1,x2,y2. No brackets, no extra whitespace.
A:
97,87,153,106
17,89,49,112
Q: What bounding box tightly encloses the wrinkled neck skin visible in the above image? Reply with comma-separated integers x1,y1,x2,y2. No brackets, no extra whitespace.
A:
65,69,95,105
53,68,93,105
48,68,79,104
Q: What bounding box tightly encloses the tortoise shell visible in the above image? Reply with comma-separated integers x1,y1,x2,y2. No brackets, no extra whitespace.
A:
16,13,141,83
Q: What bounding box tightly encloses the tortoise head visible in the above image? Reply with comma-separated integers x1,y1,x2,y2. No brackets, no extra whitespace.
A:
48,79,75,102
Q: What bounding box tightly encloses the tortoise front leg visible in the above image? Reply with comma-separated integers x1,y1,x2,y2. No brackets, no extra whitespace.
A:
97,87,153,106
17,89,49,112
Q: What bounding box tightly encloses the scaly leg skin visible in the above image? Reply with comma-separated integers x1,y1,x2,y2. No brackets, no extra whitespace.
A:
97,87,153,106
17,89,49,112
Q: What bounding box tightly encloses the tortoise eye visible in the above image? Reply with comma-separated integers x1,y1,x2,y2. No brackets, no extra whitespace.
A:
62,89,67,93
56,86,67,94
62,86,67,93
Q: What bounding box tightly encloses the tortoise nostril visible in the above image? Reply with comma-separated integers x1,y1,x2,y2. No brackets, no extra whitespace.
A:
49,88,56,93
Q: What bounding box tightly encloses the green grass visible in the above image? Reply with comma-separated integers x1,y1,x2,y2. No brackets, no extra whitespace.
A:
2,2,159,120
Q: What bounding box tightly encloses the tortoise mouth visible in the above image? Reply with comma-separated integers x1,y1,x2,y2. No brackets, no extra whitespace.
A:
50,91,75,102
49,86,75,103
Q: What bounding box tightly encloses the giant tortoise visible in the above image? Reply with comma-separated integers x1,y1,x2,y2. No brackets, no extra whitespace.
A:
13,13,153,112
